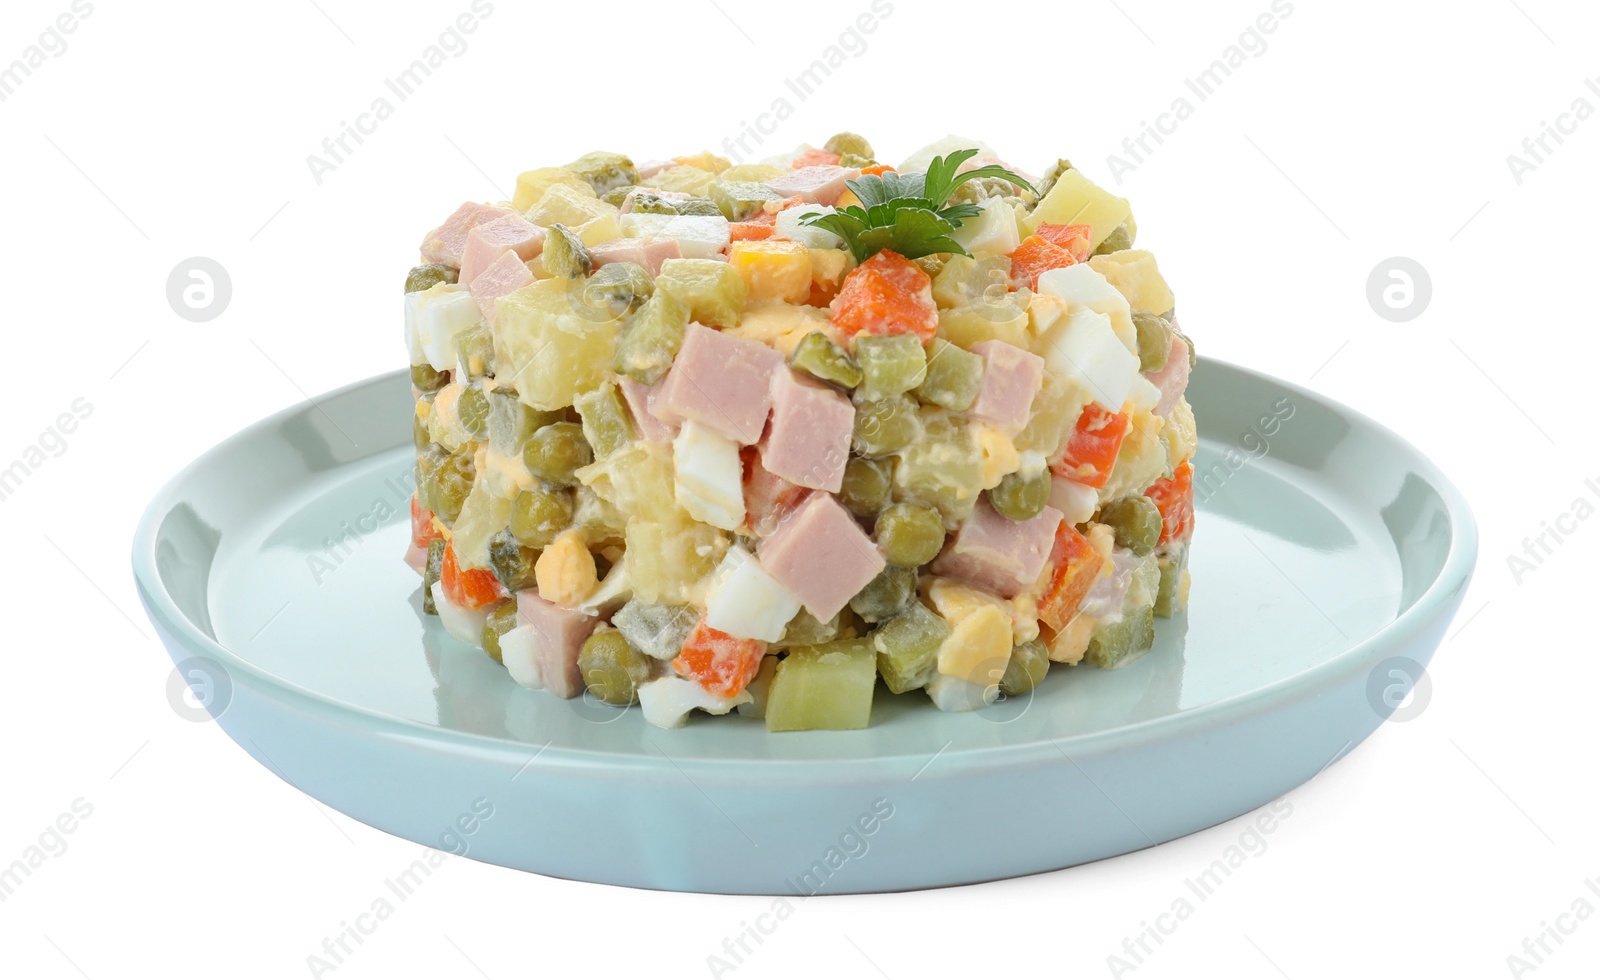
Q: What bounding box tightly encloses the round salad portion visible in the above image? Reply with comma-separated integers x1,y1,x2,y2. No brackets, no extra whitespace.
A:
403,133,1197,731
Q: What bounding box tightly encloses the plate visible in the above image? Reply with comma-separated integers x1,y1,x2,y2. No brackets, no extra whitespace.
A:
133,360,1476,894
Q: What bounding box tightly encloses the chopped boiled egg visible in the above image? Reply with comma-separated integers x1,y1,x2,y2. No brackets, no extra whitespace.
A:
410,284,483,373
1037,308,1141,412
430,581,490,646
673,421,745,530
704,546,803,643
1036,264,1136,353
498,624,544,689
637,675,752,728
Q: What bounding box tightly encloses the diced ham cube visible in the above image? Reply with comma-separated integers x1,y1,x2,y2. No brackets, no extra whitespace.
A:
514,588,601,699
618,376,678,443
965,340,1045,436
651,323,785,445
757,493,885,621
419,202,512,268
1147,332,1191,417
932,499,1064,599
468,249,533,327
741,446,808,538
459,213,545,286
588,237,683,276
763,165,862,206
759,369,854,492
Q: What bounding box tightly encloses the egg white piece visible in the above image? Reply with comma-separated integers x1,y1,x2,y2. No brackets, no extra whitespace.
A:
637,676,752,729
704,546,802,643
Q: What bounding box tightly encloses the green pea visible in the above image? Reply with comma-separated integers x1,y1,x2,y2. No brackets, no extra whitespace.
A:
456,385,490,440
839,457,893,519
522,422,592,486
543,223,592,279
852,393,921,458
850,564,917,624
510,486,574,549
421,538,446,615
1132,311,1173,372
1098,495,1163,555
1000,639,1050,696
578,628,655,705
425,451,474,524
487,390,562,458
405,264,458,293
856,334,927,401
915,338,983,411
488,531,539,592
874,502,946,567
989,468,1051,522
823,132,874,160
410,363,447,392
481,598,519,664
1093,224,1133,256
789,330,863,389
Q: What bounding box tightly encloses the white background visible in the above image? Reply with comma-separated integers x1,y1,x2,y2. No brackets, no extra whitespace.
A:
2,0,1596,976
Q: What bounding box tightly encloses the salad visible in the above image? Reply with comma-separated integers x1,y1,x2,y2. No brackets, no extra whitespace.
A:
403,134,1197,730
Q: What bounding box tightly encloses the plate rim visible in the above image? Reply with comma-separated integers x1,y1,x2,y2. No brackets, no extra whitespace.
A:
132,358,1479,776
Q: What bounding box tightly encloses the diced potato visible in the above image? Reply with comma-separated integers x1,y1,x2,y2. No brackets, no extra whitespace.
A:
1045,613,1096,664
575,443,684,525
625,520,728,605
951,197,1021,256
1015,372,1090,458
525,182,618,230
932,253,1012,310
493,279,618,411
574,212,623,248
765,639,877,732
727,302,831,356
1023,168,1132,248
1089,250,1175,315
644,165,718,196
656,258,748,328
728,240,813,306
937,304,1030,351
513,167,593,212
1161,398,1198,468
450,479,511,571
673,150,733,174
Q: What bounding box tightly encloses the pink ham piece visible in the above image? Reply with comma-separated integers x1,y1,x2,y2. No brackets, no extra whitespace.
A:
651,323,785,445
759,368,854,492
757,492,885,620
763,166,863,206
742,448,808,539
1147,332,1191,417
419,202,512,268
965,340,1044,435
459,213,546,286
515,588,601,699
618,376,678,443
932,499,1064,598
468,249,533,327
589,237,683,276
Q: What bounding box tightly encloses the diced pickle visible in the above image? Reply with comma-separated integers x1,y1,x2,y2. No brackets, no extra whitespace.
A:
412,410,430,451
599,184,638,208
836,152,875,169
673,197,724,217
1084,605,1156,669
510,486,574,548
421,538,447,615
892,410,983,525
1154,544,1190,618
455,385,490,440
872,602,950,694
410,363,447,392
788,330,863,389
487,389,561,457
523,422,593,486
628,192,680,215
839,457,893,518
709,179,781,221
989,468,1051,522
656,258,747,329
1132,311,1173,372
613,289,688,385
915,338,983,411
543,223,593,279
1000,639,1050,696
481,598,519,664
1098,496,1163,556
574,382,636,458
1093,224,1134,256
765,638,877,732
585,261,653,314
874,503,946,567
566,151,638,195
852,392,921,457
823,132,874,159
454,323,494,378
777,608,842,648
488,530,540,592
850,564,917,624
949,176,1033,207
855,334,928,400
612,599,698,660
405,264,458,293
578,627,655,705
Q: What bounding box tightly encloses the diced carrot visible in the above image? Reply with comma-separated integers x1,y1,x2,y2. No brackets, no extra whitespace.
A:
1037,522,1105,632
673,618,767,698
772,194,809,213
1145,461,1195,545
1008,234,1078,290
730,221,774,242
1051,404,1129,489
1035,223,1094,263
792,147,842,168
861,164,895,176
440,543,505,610
410,495,443,550
828,250,939,345
806,280,840,307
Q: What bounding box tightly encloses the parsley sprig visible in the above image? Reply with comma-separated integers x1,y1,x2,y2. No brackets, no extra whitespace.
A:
802,149,1034,262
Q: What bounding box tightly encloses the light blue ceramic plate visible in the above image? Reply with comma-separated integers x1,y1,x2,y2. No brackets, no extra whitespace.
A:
133,360,1475,894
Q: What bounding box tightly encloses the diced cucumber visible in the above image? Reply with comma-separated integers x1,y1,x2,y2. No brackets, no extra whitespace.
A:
421,539,446,615
788,330,862,389
871,602,949,694
856,334,928,401
915,338,983,411
574,382,637,459
613,289,688,385
709,179,780,221
1154,545,1189,618
765,638,877,732
1084,605,1156,669
849,564,916,624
